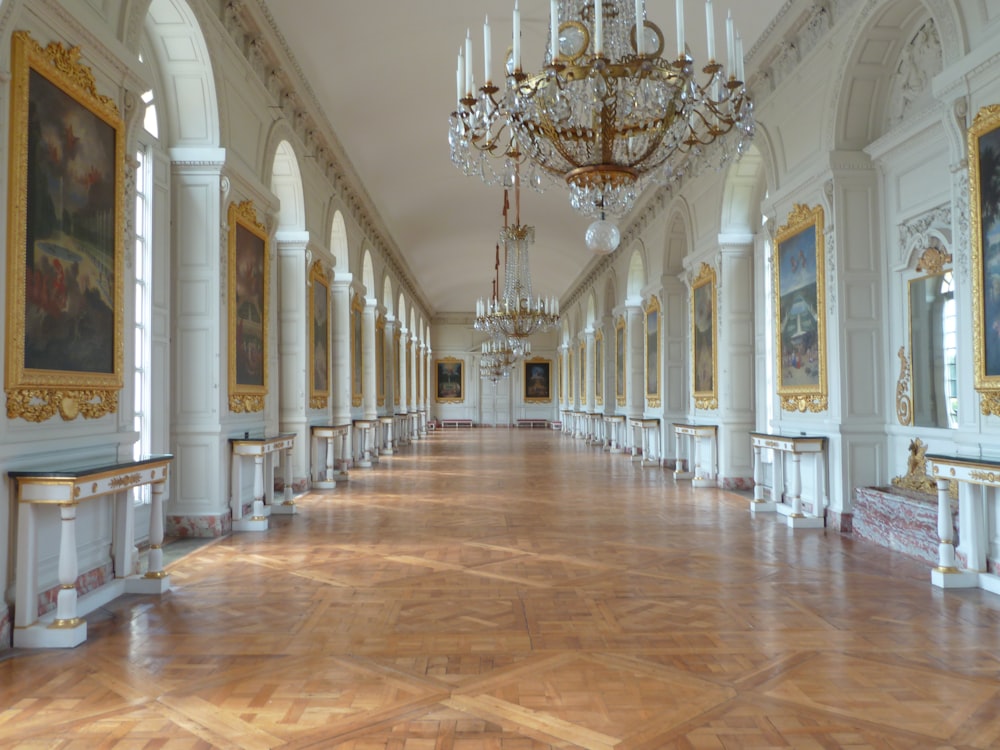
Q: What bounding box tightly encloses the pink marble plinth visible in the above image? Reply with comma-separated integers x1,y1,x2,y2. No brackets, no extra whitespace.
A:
0,604,11,650
853,486,956,566
720,476,753,491
166,512,230,539
37,561,114,617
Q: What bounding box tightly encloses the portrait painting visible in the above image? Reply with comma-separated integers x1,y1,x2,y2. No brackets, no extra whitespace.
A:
524,358,551,403
228,200,268,412
5,32,125,421
692,264,718,410
351,294,363,407
645,296,660,407
376,315,386,407
970,105,1000,414
308,262,329,409
774,203,827,412
435,357,464,403
615,316,626,405
594,330,604,406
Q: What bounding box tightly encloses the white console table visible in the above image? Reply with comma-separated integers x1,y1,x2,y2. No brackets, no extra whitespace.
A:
629,418,661,466
353,419,377,467
925,454,1000,595
672,423,717,488
230,433,296,531
10,455,173,648
750,432,827,528
310,423,350,489
603,415,626,453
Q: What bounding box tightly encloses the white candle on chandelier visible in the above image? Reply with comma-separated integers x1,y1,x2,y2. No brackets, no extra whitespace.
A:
634,0,645,55
465,29,474,96
705,0,715,62
725,10,734,75
513,0,521,71
675,0,685,59
594,0,603,56
484,16,492,83
735,30,744,81
550,0,558,63
457,48,464,101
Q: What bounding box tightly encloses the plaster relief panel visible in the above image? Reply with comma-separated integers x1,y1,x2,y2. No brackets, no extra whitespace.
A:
847,329,879,417
894,150,949,214
845,283,876,322
170,75,211,142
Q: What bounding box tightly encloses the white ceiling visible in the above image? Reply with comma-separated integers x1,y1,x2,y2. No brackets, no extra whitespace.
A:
260,1,787,316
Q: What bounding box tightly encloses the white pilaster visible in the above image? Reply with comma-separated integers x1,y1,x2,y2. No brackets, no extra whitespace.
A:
330,274,354,427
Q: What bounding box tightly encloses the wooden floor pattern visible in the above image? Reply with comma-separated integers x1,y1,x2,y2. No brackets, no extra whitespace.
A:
4,429,1000,748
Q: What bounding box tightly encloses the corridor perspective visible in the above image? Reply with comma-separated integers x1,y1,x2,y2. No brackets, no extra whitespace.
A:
3,429,1000,749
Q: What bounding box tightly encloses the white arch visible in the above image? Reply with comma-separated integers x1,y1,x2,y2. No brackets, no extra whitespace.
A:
586,292,597,328
270,140,305,231
330,211,348,271
144,0,220,147
362,249,376,299
397,293,407,329
382,277,394,317
626,250,646,303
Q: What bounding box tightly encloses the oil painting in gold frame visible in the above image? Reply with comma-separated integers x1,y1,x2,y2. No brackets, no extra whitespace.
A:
594,329,604,406
692,263,718,410
376,313,386,407
228,200,269,413
644,296,661,408
308,261,329,410
773,204,828,412
970,104,1000,415
434,357,464,403
615,316,626,407
524,358,551,403
5,32,125,422
351,293,363,407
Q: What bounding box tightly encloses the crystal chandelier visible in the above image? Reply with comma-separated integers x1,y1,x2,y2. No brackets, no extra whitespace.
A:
480,337,525,382
449,0,755,222
474,182,559,351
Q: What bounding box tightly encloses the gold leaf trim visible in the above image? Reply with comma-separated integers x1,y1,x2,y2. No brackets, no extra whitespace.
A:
229,394,264,413
895,346,912,426
780,394,828,413
6,389,118,422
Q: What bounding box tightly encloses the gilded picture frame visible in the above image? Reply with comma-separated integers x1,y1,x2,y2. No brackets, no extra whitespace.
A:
568,348,574,401
435,357,464,403
970,105,1000,415
692,263,718,410
5,32,125,422
376,314,386,407
524,358,551,403
308,261,329,410
615,316,626,407
393,327,401,406
350,293,363,407
228,200,269,413
645,296,661,408
774,204,828,412
594,329,604,406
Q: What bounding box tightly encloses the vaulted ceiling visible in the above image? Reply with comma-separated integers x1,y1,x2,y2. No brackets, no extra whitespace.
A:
259,1,788,316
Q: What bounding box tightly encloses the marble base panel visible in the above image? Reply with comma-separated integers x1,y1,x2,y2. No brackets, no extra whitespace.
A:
36,561,114,618
719,476,753,491
853,486,956,566
0,603,10,650
827,509,852,533
166,512,231,539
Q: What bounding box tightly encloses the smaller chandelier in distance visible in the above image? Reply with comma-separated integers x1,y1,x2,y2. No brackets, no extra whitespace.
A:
474,184,560,349
449,0,755,222
480,337,526,382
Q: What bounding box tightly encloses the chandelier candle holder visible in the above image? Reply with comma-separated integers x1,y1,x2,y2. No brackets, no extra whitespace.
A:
480,337,526,382
449,0,755,231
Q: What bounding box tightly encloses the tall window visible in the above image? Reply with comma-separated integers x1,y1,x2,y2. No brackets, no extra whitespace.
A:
133,89,157,502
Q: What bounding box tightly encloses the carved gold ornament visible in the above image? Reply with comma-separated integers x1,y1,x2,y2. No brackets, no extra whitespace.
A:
895,347,912,426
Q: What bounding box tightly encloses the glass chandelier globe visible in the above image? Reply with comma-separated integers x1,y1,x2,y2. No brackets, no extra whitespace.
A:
585,218,621,255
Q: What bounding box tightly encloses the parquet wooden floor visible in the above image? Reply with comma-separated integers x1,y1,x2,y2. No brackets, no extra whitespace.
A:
4,429,1000,749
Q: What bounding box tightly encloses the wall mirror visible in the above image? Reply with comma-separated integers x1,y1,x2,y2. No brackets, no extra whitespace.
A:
908,258,957,428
